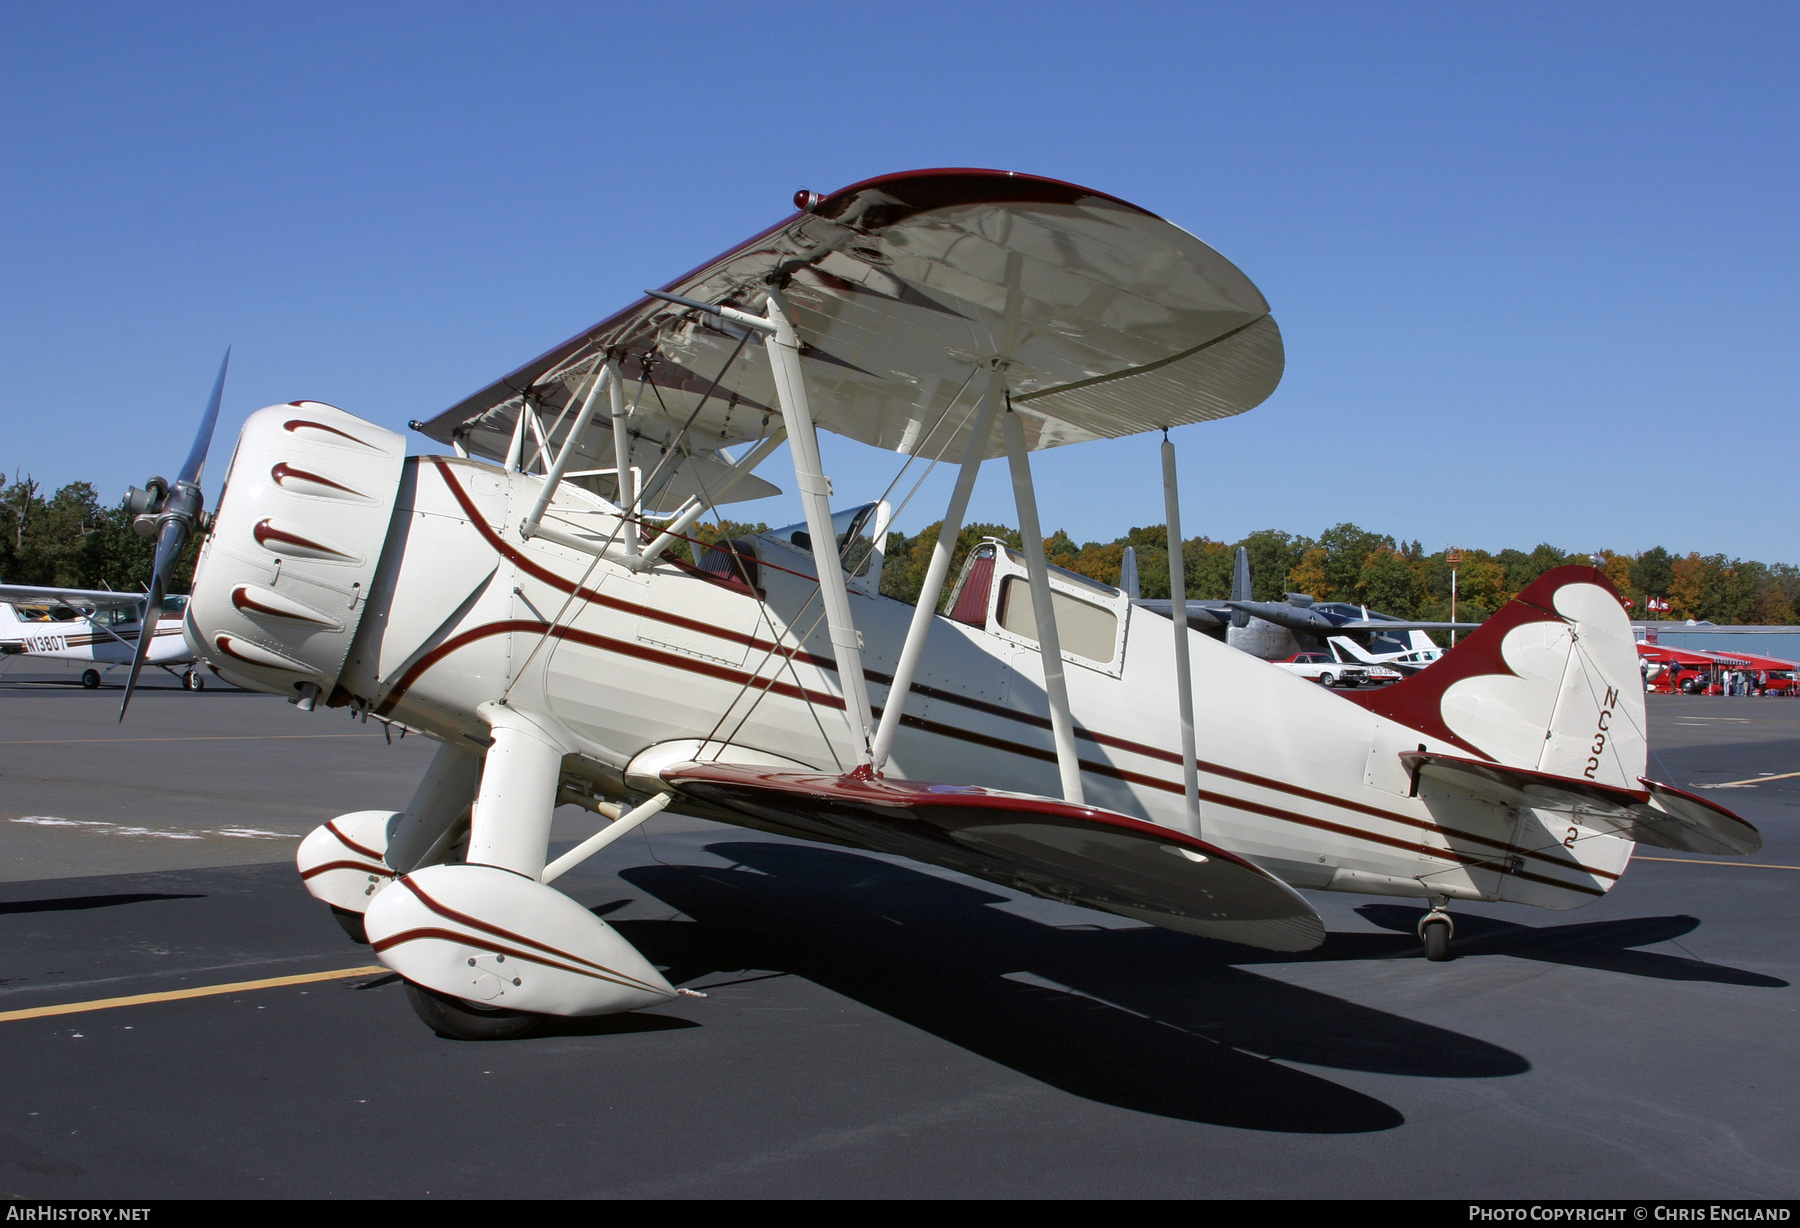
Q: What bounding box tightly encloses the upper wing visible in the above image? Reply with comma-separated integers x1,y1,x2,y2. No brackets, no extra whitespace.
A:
417,168,1283,473
0,584,146,612
659,762,1324,952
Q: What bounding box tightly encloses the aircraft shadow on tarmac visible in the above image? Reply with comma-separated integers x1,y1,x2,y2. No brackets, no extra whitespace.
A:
612,841,1534,1135
0,892,204,915
1350,904,1788,987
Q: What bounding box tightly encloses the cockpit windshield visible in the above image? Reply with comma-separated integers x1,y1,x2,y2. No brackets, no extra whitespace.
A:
764,503,888,577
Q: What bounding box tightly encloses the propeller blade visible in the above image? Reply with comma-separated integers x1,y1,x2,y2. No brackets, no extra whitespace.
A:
118,522,188,721
177,347,230,487
120,348,230,720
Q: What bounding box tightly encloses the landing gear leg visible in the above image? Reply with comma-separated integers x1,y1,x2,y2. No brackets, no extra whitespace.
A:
1417,894,1453,961
365,703,672,1037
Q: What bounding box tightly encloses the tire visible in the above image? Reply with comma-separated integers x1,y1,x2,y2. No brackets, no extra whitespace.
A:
1422,917,1452,962
403,979,544,1041
80,669,100,690
329,905,369,945
1318,673,1336,688
183,670,205,691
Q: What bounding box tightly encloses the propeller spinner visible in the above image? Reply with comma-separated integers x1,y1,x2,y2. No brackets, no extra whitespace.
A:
119,348,230,720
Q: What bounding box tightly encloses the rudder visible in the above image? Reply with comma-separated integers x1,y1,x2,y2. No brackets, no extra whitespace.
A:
1345,565,1647,789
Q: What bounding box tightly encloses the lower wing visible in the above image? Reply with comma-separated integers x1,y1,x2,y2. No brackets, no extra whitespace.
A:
659,763,1324,952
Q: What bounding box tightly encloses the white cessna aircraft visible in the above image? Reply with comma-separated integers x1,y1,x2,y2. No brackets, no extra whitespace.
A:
0,584,201,690
121,169,1758,1040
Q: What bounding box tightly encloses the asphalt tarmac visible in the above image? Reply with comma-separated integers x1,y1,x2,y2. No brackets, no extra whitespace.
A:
1,668,1795,1198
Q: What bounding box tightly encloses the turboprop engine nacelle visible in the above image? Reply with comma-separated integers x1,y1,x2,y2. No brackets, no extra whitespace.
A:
187,403,406,706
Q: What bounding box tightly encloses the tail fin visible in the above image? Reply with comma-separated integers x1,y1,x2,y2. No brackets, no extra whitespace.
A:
1330,635,1378,664
1344,566,1646,791
1230,546,1251,627
1120,546,1141,600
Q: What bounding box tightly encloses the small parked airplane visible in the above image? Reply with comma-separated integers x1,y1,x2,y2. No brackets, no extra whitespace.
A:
1328,632,1445,676
117,169,1759,1040
1135,545,1474,664
0,583,202,689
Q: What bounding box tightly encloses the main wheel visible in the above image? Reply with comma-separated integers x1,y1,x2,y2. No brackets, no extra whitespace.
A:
329,905,369,945
80,669,100,689
403,979,544,1041
1421,916,1452,961
183,670,205,691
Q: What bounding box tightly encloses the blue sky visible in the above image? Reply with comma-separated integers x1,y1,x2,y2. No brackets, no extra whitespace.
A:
4,2,1795,560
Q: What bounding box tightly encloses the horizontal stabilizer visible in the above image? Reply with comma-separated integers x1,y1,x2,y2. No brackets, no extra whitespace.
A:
660,763,1324,952
1400,751,1762,857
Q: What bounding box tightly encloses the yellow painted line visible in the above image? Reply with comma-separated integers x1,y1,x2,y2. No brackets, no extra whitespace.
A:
1693,770,1800,788
1634,856,1800,870
0,735,374,745
0,965,389,1022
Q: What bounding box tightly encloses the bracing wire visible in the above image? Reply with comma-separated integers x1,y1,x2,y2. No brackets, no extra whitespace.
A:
635,329,752,505
682,444,845,771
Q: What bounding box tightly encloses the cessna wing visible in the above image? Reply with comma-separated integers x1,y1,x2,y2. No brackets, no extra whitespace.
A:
0,583,149,613
416,168,1283,493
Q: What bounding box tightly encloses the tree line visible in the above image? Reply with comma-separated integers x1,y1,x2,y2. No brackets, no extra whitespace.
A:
699,514,1800,626
1,475,198,595
9,472,1791,628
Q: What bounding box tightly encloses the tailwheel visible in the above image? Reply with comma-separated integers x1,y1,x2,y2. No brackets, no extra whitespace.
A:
80,669,101,689
183,670,205,691
1417,904,1454,962
403,979,544,1041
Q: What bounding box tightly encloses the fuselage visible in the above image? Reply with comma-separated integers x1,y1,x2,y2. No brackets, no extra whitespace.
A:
0,601,189,667
188,427,1632,913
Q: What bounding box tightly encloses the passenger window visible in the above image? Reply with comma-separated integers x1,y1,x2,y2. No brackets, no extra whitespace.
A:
996,576,1118,664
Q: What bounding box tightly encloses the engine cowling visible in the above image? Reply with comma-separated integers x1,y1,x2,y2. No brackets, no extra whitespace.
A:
188,402,405,703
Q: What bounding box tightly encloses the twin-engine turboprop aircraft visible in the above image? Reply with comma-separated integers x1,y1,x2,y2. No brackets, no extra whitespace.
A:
118,169,1759,1039
0,584,200,689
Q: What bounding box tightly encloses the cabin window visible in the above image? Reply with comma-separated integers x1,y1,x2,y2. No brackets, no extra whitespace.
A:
948,548,995,627
996,576,1119,664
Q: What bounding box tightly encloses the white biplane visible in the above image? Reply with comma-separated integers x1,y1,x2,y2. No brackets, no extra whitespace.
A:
119,169,1758,1039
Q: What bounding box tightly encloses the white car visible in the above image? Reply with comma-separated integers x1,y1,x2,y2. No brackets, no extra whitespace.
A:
1273,652,1399,688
